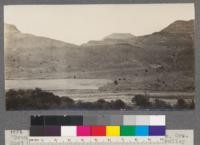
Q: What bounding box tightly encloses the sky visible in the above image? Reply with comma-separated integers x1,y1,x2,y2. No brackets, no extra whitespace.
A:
4,4,194,45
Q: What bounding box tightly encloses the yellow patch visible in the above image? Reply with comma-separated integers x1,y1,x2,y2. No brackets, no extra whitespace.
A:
106,126,120,136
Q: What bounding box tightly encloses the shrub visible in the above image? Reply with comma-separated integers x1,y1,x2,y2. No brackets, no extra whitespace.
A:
153,99,172,108
132,95,150,107
60,97,75,108
175,98,188,108
114,80,118,85
189,99,195,109
112,99,126,109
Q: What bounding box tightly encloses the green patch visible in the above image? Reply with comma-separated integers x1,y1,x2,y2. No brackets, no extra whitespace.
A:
120,126,135,136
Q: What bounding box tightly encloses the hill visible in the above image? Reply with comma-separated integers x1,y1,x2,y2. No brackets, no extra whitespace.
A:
4,20,195,91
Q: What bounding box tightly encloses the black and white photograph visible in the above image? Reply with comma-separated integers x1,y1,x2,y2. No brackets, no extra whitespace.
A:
4,4,195,110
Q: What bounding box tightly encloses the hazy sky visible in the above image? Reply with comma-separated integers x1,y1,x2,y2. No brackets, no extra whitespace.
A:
4,4,194,45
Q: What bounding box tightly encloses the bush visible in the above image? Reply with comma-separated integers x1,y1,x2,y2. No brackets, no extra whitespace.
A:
111,99,126,109
114,80,118,85
189,99,195,109
60,97,75,108
76,101,95,109
153,99,172,108
132,95,150,107
175,98,188,108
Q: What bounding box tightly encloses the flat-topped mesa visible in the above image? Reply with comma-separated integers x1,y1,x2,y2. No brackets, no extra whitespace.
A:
103,33,136,40
82,33,136,47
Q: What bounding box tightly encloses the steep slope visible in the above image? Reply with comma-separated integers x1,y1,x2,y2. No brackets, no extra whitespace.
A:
161,20,194,35
5,24,80,79
134,20,194,70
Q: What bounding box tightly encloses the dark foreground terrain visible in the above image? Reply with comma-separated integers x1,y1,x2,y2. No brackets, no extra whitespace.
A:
6,88,194,110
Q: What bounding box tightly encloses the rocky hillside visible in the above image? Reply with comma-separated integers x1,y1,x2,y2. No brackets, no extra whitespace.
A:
4,20,195,91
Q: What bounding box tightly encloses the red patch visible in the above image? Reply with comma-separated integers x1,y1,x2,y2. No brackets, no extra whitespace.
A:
91,126,106,136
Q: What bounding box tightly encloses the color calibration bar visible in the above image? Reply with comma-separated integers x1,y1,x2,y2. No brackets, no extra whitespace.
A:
30,125,165,136
31,115,165,126
30,115,165,137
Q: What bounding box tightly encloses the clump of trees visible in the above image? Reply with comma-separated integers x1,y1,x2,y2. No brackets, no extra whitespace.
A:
6,88,194,110
6,88,129,110
175,98,195,109
6,88,61,110
74,99,128,110
132,95,151,107
151,99,172,109
131,94,194,110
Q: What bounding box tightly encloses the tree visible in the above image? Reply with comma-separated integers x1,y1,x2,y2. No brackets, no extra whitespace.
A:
112,99,126,109
176,98,188,108
114,80,118,85
154,99,171,108
189,99,195,109
133,95,150,107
